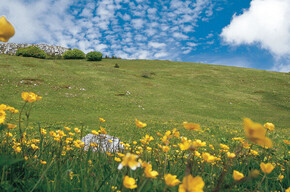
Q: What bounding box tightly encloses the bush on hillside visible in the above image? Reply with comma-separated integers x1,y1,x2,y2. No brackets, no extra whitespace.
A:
16,46,47,59
86,51,103,61
63,49,86,59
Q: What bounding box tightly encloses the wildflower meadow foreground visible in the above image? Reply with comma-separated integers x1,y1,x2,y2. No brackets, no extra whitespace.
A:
0,93,289,192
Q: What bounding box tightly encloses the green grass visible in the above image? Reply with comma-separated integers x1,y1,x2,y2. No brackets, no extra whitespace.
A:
0,54,289,141
0,54,289,192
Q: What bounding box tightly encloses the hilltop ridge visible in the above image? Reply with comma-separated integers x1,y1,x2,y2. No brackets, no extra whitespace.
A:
0,43,69,56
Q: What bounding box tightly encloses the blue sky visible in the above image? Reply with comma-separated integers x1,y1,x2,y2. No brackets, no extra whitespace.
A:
1,0,290,72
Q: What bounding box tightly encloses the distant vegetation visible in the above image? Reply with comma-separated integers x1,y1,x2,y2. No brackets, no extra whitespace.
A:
63,49,86,59
14,46,122,61
86,51,103,61
16,46,47,59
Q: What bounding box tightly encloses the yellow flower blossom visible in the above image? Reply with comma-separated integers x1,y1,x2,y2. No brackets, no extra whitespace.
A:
99,118,106,122
41,128,47,135
220,144,229,150
40,160,47,165
114,157,121,162
91,130,99,135
193,140,206,147
74,128,81,133
64,127,71,131
260,162,275,174
233,170,245,181
0,16,15,42
183,122,201,131
135,118,147,128
21,92,42,103
123,176,137,189
178,140,191,151
144,164,159,178
162,146,170,153
202,152,216,163
165,174,181,187
264,122,275,131
178,174,204,192
283,140,290,145
118,153,140,170
278,174,284,182
227,152,236,158
99,127,107,134
244,118,272,148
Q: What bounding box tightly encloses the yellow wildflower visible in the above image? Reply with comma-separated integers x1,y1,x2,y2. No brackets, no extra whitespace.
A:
260,162,275,174
178,174,204,192
40,160,47,165
193,140,206,147
283,140,290,145
14,146,21,153
64,127,71,131
91,130,99,135
0,16,15,42
21,92,42,103
99,127,107,134
202,152,216,163
123,176,137,189
144,164,159,179
243,118,272,148
162,146,170,153
114,157,121,162
6,132,12,137
178,141,191,151
74,128,81,133
278,174,284,182
220,144,229,150
264,122,275,131
41,128,47,135
118,153,140,170
183,122,201,131
233,170,245,181
135,118,147,128
165,174,181,187
227,152,236,158
99,118,105,122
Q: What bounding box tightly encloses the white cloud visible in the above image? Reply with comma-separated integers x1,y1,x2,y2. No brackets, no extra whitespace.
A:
173,32,189,40
154,52,168,58
149,42,166,48
131,19,145,29
221,0,290,56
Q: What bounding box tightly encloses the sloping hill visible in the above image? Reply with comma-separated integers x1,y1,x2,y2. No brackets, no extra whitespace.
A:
0,55,289,141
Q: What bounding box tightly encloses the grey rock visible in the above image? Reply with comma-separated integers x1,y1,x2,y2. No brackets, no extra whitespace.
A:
0,43,69,56
81,134,124,153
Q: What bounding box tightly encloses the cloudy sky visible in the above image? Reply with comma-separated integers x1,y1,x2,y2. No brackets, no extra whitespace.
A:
1,0,290,72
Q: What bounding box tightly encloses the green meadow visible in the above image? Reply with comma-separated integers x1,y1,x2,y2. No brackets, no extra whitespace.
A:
0,54,289,140
0,54,289,192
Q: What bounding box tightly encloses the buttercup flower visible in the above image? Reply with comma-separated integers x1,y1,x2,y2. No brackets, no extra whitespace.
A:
118,153,140,170
233,170,245,181
243,118,272,148
99,118,105,122
123,176,137,189
178,174,204,192
135,118,147,128
144,164,159,178
264,122,275,131
165,174,181,187
0,16,15,42
21,92,42,103
260,162,275,174
183,122,201,131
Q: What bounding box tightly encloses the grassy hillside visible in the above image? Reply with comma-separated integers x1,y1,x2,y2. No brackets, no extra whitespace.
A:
0,54,289,141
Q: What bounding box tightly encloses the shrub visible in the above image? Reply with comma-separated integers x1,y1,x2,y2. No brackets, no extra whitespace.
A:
86,51,103,61
16,46,47,59
63,49,86,59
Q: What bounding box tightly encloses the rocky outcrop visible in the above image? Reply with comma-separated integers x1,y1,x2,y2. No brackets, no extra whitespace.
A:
0,43,70,56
